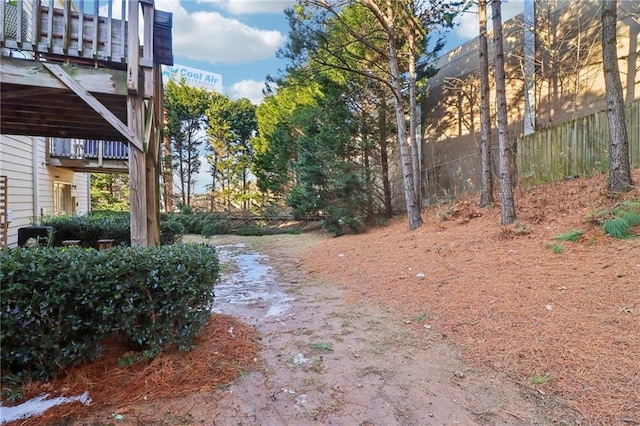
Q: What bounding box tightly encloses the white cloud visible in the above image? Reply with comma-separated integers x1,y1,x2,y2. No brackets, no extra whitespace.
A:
197,0,295,15
156,0,286,64
229,79,267,104
452,1,525,42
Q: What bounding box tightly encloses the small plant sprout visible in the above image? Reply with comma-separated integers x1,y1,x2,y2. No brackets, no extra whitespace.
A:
545,243,564,254
413,312,428,323
553,228,583,242
310,342,333,351
529,373,553,385
514,221,531,235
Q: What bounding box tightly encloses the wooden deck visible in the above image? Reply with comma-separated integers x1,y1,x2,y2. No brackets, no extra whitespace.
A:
0,0,173,246
1,0,172,143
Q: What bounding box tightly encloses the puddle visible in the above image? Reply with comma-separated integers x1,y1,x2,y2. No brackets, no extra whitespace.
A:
213,244,294,322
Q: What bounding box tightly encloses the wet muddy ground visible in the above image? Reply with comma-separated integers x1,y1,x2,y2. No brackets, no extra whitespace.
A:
128,234,573,425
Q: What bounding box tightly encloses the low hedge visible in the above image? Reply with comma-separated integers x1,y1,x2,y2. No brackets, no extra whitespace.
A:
40,214,184,248
0,243,219,383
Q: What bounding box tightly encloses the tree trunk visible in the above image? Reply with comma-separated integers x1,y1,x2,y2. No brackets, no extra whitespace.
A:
408,33,422,208
491,0,516,225
378,96,393,218
362,109,374,221
389,35,423,229
479,0,494,207
602,0,633,192
362,0,421,229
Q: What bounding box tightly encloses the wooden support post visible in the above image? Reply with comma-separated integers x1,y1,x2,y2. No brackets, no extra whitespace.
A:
145,66,164,246
127,0,140,94
129,96,147,247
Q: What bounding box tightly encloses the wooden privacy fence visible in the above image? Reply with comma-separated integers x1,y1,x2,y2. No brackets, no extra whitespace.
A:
517,99,640,185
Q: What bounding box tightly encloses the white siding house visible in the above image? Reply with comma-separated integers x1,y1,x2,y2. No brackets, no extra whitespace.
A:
0,135,90,247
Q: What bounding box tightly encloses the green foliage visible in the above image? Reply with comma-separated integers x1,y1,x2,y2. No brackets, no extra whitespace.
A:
206,94,258,209
200,216,232,237
41,213,183,248
553,228,583,242
176,203,193,215
310,342,333,351
413,312,428,323
621,210,640,227
603,217,636,239
91,174,129,211
0,247,105,381
254,82,320,196
165,79,211,205
0,244,219,384
171,212,205,234
282,80,367,236
529,373,553,385
591,200,640,239
160,217,185,245
545,243,564,254
234,224,265,236
42,214,122,248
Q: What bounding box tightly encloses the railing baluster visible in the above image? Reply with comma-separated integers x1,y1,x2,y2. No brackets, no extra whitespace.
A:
16,0,22,45
92,0,98,58
0,0,6,44
120,0,126,62
106,0,112,60
33,0,40,50
63,0,71,54
46,0,53,51
77,0,84,55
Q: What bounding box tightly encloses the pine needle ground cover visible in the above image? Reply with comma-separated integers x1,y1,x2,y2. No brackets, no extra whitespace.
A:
302,170,640,425
4,315,259,425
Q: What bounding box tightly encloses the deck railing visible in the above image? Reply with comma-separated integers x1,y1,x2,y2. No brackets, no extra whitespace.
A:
49,138,128,161
0,0,156,67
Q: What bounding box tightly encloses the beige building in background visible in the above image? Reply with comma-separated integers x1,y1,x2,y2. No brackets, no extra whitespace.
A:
421,0,640,199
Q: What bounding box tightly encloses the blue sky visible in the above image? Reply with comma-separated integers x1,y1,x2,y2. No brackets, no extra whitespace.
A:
156,0,525,105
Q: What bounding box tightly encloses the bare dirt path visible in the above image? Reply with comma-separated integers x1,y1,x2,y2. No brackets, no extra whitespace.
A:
134,233,575,425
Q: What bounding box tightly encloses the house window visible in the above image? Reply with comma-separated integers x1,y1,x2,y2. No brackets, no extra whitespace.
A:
53,182,72,215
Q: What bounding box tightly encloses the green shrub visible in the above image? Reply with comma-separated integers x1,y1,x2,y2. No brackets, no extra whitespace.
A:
160,217,185,245
590,200,640,239
201,215,232,237
102,244,218,356
235,224,265,236
603,217,635,239
170,213,207,234
321,212,363,236
0,244,219,383
41,213,183,247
